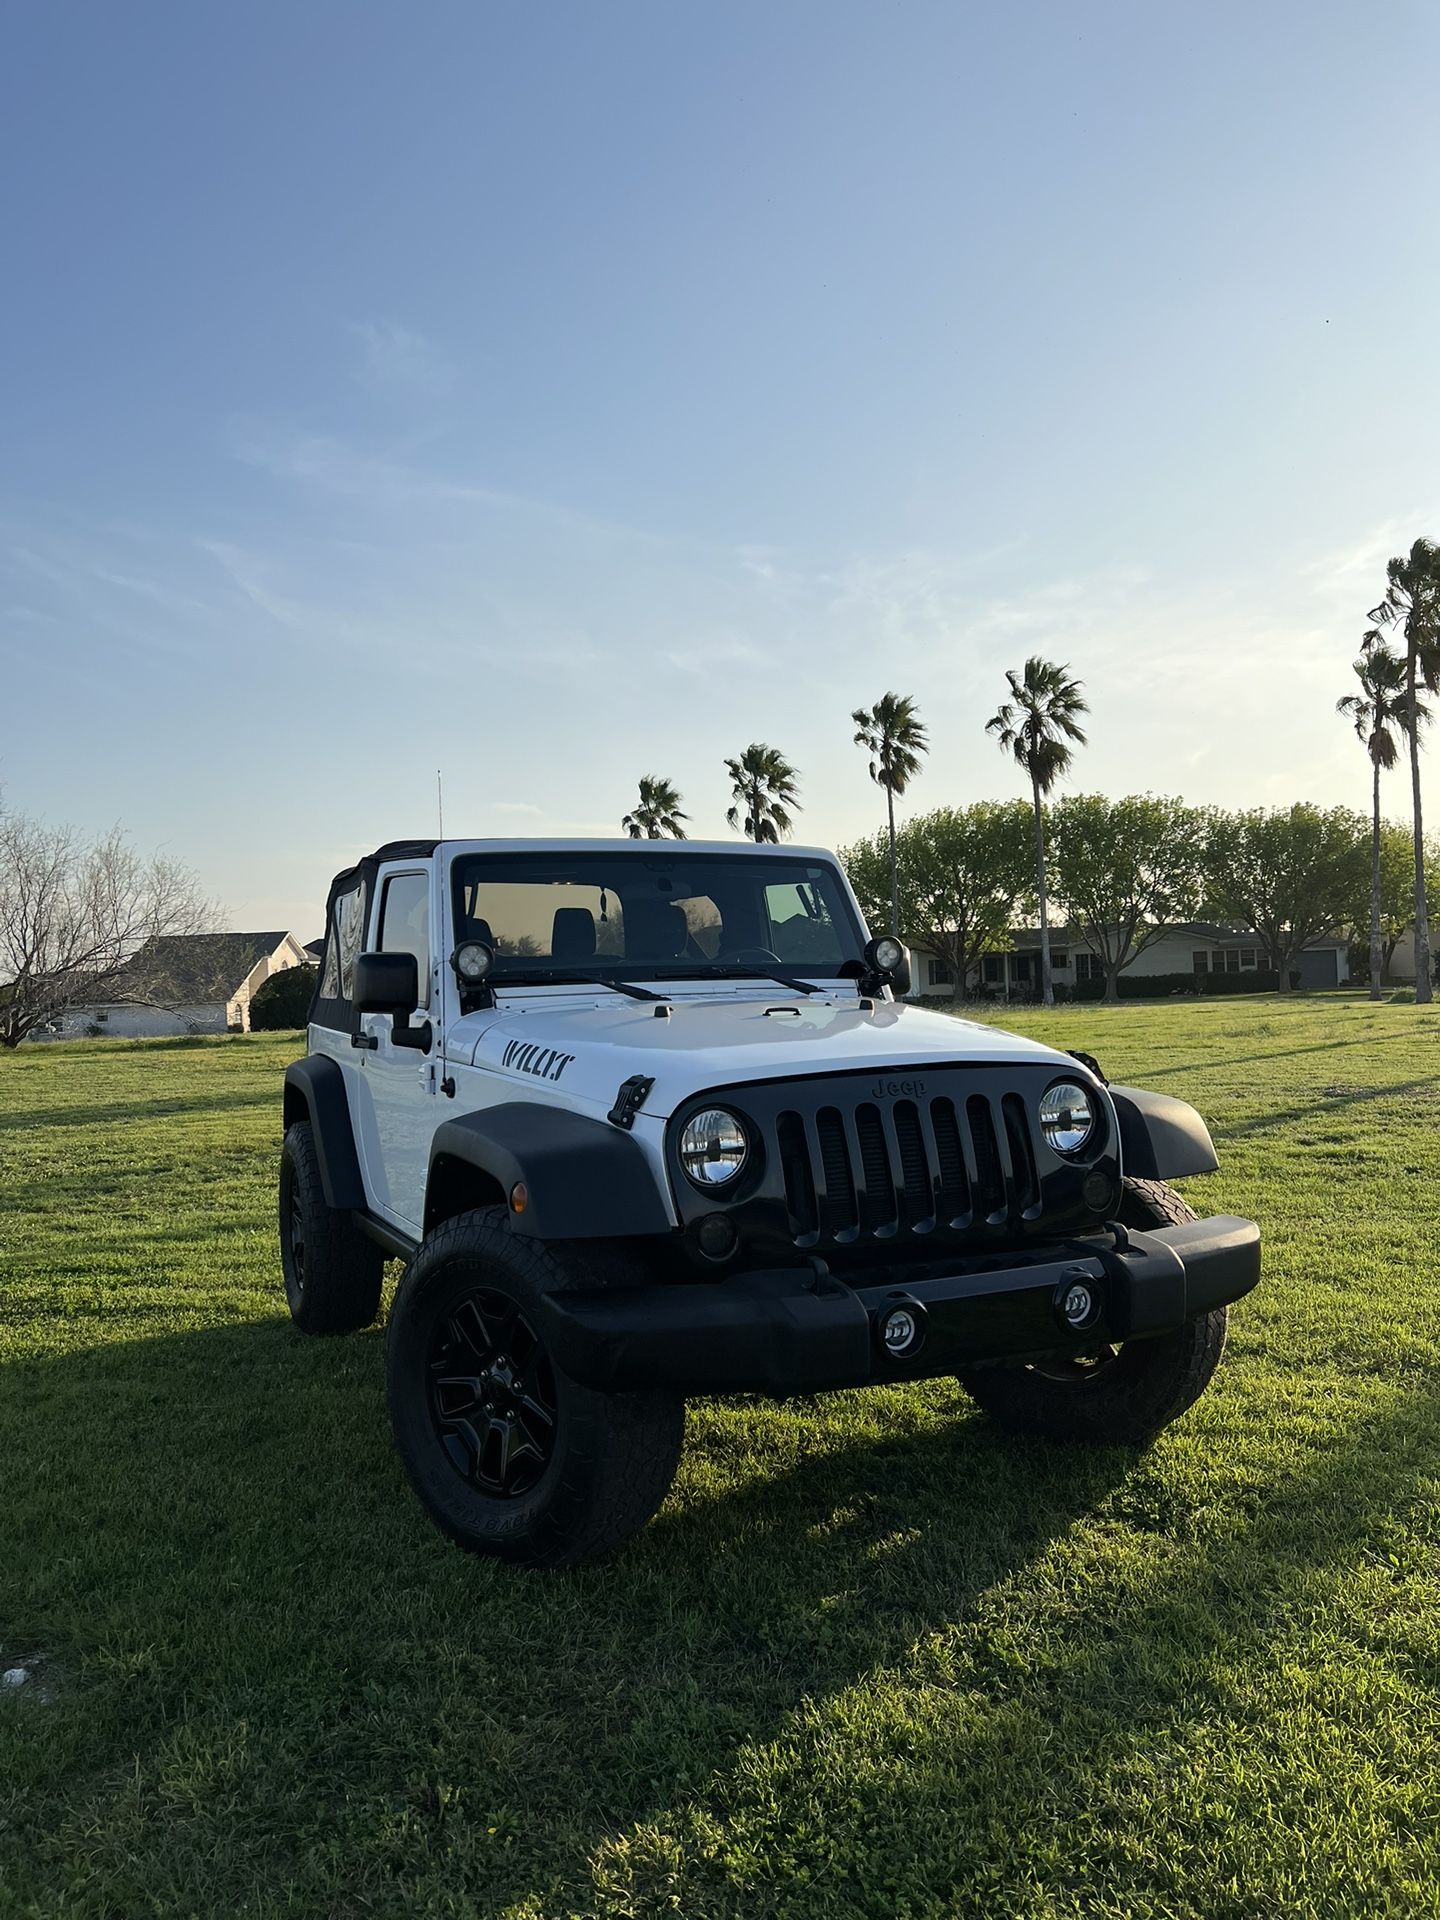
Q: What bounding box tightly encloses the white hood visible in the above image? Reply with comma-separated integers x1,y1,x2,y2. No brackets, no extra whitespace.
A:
446,986,1075,1119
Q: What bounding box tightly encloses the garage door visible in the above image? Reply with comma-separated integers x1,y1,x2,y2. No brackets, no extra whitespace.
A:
1296,948,1340,989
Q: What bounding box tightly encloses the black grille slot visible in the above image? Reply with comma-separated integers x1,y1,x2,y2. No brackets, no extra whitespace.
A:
929,1097,971,1224
776,1110,817,1239
815,1106,859,1238
967,1095,1005,1221
893,1099,932,1227
854,1103,897,1232
754,1076,1066,1248
1002,1092,1040,1215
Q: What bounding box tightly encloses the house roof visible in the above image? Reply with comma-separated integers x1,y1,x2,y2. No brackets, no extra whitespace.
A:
118,932,294,1004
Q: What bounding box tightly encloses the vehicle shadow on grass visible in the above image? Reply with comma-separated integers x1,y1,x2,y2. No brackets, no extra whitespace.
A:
0,1090,275,1134
7,1321,1438,1914
0,1318,1135,1907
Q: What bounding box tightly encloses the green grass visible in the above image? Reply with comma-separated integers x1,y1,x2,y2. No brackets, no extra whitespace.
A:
3,996,1440,1918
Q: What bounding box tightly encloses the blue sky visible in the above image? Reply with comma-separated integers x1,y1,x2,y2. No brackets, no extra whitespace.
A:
3,2,1438,933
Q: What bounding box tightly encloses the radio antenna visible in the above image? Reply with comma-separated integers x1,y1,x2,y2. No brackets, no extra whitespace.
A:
436,769,444,839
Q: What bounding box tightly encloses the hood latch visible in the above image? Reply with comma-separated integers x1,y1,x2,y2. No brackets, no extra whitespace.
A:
607,1074,655,1131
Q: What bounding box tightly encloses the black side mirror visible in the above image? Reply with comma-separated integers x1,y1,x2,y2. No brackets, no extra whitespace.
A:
355,951,418,1013
353,952,432,1053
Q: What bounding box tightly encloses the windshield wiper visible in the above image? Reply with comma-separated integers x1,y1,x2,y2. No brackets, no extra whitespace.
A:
498,972,666,1003
696,965,822,997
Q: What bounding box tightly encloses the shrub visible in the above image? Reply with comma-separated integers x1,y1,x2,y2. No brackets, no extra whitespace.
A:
1389,986,1417,1004
1071,969,1298,1001
248,965,319,1031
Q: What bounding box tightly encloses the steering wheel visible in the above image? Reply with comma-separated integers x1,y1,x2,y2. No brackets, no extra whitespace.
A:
716,946,783,967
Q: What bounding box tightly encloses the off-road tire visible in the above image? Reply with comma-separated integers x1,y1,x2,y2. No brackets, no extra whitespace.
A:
279,1121,385,1334
385,1208,685,1570
955,1178,1228,1444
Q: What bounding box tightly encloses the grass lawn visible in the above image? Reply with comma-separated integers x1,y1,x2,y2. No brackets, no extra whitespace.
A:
3,996,1440,1918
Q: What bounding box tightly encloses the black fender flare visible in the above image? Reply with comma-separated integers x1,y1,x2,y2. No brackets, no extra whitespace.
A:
1108,1085,1220,1181
282,1056,365,1210
426,1104,674,1240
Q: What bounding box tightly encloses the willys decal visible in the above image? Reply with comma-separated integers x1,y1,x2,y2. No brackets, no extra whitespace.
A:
501,1039,576,1083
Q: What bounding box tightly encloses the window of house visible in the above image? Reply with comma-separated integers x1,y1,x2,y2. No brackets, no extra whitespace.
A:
1051,949,1069,968
1075,952,1099,981
1013,954,1034,983
982,955,1004,984
1240,948,1258,970
1192,950,1209,974
378,871,432,1008
927,956,954,988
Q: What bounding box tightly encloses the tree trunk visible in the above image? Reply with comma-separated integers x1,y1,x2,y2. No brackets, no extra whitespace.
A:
1031,773,1054,1008
1369,755,1384,1002
1408,652,1433,1003
886,785,899,938
1103,966,1120,1004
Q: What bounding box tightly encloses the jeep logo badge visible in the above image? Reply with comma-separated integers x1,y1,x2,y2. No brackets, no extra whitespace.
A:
870,1077,926,1100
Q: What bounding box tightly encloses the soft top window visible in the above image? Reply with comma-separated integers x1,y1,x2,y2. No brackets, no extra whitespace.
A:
450,850,864,984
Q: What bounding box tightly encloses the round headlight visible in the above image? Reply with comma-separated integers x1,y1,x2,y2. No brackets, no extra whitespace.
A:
1039,1080,1096,1156
679,1109,749,1187
453,940,494,984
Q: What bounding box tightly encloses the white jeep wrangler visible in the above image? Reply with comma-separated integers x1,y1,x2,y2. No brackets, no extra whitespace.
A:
280,838,1260,1569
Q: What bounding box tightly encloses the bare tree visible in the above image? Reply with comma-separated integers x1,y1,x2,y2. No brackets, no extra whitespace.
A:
0,811,217,1047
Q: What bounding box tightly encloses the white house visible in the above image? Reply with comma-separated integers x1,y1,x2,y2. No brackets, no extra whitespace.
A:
908,922,1352,1000
54,931,312,1038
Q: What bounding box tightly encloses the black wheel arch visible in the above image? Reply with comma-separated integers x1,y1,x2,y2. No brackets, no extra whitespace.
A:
1108,1085,1220,1181
425,1104,674,1240
282,1055,365,1210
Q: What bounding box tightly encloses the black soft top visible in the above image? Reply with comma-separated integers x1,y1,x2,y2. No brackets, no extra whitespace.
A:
310,839,438,1034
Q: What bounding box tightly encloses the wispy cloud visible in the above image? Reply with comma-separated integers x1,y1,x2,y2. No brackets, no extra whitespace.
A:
347,320,456,398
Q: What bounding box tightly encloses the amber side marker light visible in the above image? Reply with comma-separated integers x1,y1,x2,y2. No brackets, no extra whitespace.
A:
510,1182,529,1215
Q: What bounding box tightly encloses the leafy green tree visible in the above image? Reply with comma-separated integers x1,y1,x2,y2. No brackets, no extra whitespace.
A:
1050,795,1207,1002
841,802,1034,1002
1203,805,1369,990
1364,537,1440,1002
985,657,1088,1007
725,743,800,843
248,965,319,1031
621,776,689,840
1337,649,1429,999
1348,821,1440,985
851,692,929,938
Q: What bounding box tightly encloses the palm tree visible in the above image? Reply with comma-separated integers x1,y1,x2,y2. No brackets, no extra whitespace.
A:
1339,650,1428,998
724,743,800,843
1364,537,1440,1003
852,692,929,937
621,776,689,840
986,656,1089,1007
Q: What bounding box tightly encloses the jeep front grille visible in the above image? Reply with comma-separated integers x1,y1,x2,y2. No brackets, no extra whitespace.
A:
774,1091,1041,1246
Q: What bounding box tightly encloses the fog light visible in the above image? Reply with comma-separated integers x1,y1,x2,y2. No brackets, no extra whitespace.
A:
509,1182,529,1216
1062,1282,1093,1326
877,1296,927,1359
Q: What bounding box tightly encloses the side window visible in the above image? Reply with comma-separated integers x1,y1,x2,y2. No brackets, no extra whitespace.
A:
378,872,431,1008
320,881,367,1002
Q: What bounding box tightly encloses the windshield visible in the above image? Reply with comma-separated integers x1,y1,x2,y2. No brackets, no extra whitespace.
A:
449,849,865,986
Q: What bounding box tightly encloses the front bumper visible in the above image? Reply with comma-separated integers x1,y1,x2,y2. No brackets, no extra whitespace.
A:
542,1215,1261,1396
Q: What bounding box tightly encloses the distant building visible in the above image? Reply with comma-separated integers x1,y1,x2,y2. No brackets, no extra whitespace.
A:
908,922,1352,1000
54,931,312,1038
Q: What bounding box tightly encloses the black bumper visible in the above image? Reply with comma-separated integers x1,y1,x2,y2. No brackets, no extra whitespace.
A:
542,1215,1261,1397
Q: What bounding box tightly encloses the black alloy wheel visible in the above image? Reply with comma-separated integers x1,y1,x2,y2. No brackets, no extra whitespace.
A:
428,1288,558,1499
